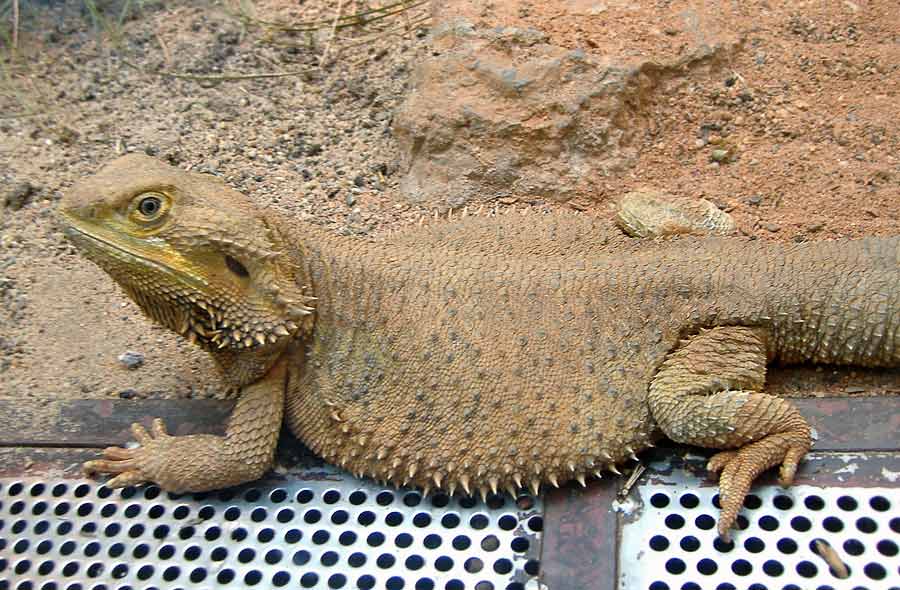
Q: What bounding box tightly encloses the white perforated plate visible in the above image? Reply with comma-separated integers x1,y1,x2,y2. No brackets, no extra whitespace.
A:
0,471,543,590
619,456,900,590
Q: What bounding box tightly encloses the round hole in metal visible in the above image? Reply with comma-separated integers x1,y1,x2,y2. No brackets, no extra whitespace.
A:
423,533,442,549
804,495,825,511
321,550,339,566
876,539,898,557
284,528,302,543
777,538,798,554
367,531,385,547
762,559,783,577
758,515,779,531
492,557,511,574
651,493,670,508
695,514,715,530
790,515,812,532
856,516,877,533
680,535,700,552
649,535,670,551
796,560,818,578
732,559,753,576
331,509,349,525
386,511,404,526
665,558,686,574
404,555,422,570
679,493,699,509
863,562,886,580
272,571,290,587
836,495,857,511
713,537,734,553
696,558,717,575
665,514,685,530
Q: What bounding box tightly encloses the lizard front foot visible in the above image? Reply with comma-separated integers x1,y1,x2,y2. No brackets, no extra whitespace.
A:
707,431,810,542
83,418,226,493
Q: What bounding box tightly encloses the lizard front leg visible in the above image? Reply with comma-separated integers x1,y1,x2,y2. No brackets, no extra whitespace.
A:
647,326,812,541
84,360,286,493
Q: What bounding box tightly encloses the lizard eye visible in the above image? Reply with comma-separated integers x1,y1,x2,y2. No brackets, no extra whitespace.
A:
138,195,162,216
132,192,168,222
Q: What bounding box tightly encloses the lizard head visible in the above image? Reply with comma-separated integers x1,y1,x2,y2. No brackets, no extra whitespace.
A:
59,153,314,385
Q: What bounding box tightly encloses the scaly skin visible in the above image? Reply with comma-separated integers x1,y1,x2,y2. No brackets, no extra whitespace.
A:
60,155,900,538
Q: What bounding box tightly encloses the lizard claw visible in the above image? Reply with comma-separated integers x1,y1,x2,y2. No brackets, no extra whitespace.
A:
707,432,810,541
83,418,172,489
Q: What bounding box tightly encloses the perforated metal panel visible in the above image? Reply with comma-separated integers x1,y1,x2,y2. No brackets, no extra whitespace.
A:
0,471,543,590
619,457,900,590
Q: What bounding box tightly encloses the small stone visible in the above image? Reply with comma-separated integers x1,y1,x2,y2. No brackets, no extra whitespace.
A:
746,195,763,207
118,389,138,399
806,222,825,233
498,197,518,205
710,149,730,163
353,175,366,187
4,182,35,211
118,351,144,370
762,223,781,233
346,194,357,207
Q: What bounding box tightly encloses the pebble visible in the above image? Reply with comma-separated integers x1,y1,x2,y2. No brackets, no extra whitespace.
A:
4,182,35,211
118,389,138,399
710,149,730,163
806,222,825,233
118,351,145,370
746,195,763,206
762,223,781,232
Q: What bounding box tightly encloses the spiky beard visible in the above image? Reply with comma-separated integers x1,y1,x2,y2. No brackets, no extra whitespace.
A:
121,283,303,352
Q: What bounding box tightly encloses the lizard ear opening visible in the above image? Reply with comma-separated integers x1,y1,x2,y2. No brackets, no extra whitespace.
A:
224,255,250,278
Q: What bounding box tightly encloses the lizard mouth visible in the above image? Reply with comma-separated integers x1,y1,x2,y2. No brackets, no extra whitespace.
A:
63,224,190,280
62,223,229,347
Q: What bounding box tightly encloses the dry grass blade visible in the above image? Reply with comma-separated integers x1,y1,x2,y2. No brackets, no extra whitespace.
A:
119,58,306,82
10,0,17,48
231,0,429,33
318,0,344,66
343,12,430,51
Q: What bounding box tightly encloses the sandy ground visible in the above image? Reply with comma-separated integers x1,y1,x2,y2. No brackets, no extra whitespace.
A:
1,0,898,402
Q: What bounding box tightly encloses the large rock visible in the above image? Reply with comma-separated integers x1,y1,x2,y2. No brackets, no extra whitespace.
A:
393,0,741,209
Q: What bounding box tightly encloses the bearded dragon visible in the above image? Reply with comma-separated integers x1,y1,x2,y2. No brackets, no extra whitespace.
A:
59,154,899,539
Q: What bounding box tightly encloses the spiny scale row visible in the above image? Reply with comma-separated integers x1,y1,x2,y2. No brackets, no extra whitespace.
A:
323,404,643,499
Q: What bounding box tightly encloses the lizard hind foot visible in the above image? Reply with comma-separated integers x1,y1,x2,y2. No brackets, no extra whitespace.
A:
707,430,811,542
82,419,171,489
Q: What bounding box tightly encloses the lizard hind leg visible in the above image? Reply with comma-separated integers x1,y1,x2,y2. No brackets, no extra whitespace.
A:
647,326,812,541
